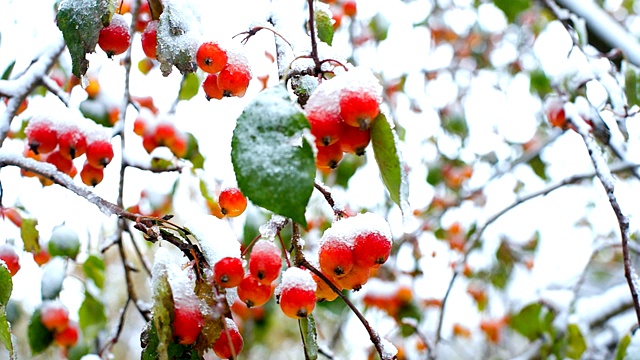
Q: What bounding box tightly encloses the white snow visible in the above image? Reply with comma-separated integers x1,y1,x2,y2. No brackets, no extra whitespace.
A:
258,214,288,239
184,214,241,265
319,212,392,248
277,266,316,293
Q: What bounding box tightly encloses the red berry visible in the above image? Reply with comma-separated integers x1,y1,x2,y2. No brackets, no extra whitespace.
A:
80,162,105,187
142,131,158,154
53,321,79,348
196,41,228,74
315,141,343,170
173,305,204,345
86,140,114,168
213,256,244,288
237,274,272,308
217,54,252,97
141,20,158,59
153,123,178,147
307,108,343,147
339,88,380,130
26,120,57,155
135,1,152,32
342,0,357,17
218,187,248,217
276,267,317,319
248,240,282,284
98,14,131,58
168,134,188,158
340,123,370,156
1,208,23,228
133,117,147,136
40,301,70,332
33,248,51,266
45,150,74,174
213,319,244,359
203,73,224,100
0,245,20,276
57,128,87,160
352,231,392,269
312,271,340,302
318,238,354,278
544,95,567,129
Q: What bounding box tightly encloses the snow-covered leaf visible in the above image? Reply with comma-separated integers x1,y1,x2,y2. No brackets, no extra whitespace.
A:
20,218,40,253
156,2,199,76
231,85,315,227
56,0,113,77
28,308,54,355
150,249,176,360
49,224,81,260
41,257,66,300
370,113,406,208
299,315,318,360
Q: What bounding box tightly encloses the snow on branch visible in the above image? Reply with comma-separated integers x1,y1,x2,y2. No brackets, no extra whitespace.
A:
555,0,640,67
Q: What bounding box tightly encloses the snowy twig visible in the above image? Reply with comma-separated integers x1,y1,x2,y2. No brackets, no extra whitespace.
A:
0,37,65,146
314,180,348,219
41,75,70,107
434,159,640,344
306,0,322,73
553,0,640,67
99,297,133,356
567,106,640,326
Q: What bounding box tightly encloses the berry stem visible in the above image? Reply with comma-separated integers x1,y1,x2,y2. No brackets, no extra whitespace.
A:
278,232,291,268
314,181,348,219
242,234,262,257
306,0,322,74
234,26,292,48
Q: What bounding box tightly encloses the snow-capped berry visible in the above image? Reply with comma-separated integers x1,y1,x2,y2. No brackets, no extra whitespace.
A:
213,256,244,288
40,300,70,332
57,128,87,160
352,230,393,269
212,318,244,359
26,119,57,155
217,52,252,97
0,245,20,276
141,20,158,59
98,14,131,58
197,41,228,74
248,240,282,284
173,304,204,345
276,267,317,319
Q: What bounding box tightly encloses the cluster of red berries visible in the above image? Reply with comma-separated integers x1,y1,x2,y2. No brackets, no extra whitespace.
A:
39,300,80,349
24,116,114,187
315,212,392,301
197,41,252,99
98,13,131,58
133,115,188,158
304,67,383,170
207,187,248,219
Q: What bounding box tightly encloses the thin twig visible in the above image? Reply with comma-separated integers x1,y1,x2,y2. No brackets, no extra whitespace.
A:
306,0,321,73
314,180,348,219
99,296,132,356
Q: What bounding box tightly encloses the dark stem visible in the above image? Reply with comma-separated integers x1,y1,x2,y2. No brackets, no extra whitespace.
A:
314,181,347,219
306,0,322,73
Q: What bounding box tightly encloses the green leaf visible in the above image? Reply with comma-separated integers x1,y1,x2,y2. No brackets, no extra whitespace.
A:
529,69,552,97
28,308,54,355
184,132,204,169
615,333,632,360
0,266,12,307
178,73,199,101
231,85,315,227
370,113,407,209
20,218,40,253
315,7,334,46
151,260,175,359
369,13,389,42
82,255,105,289
141,322,160,360
56,0,112,78
79,99,112,128
67,343,91,360
0,305,14,358
510,303,543,340
79,291,107,340
528,154,548,180
298,315,318,360
49,225,81,260
156,2,198,76
494,0,530,23
1,61,15,80
167,343,199,360
566,323,587,359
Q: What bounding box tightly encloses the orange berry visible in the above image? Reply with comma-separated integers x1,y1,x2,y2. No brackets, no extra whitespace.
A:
237,274,272,308
202,73,224,100
80,162,105,187
217,54,252,97
218,187,248,217
0,245,20,276
196,41,228,74
214,257,245,288
277,268,317,319
53,321,79,348
315,141,343,170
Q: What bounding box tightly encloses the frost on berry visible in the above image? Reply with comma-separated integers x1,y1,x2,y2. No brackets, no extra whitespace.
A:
25,118,58,155
275,267,317,319
217,51,252,97
338,67,382,129
248,240,282,284
98,14,131,57
0,245,20,276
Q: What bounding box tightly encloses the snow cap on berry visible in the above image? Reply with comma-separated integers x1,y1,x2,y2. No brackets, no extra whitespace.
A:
184,214,241,265
320,212,392,248
275,267,317,298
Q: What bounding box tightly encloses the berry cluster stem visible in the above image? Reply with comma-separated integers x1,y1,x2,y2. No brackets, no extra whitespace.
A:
306,0,322,74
